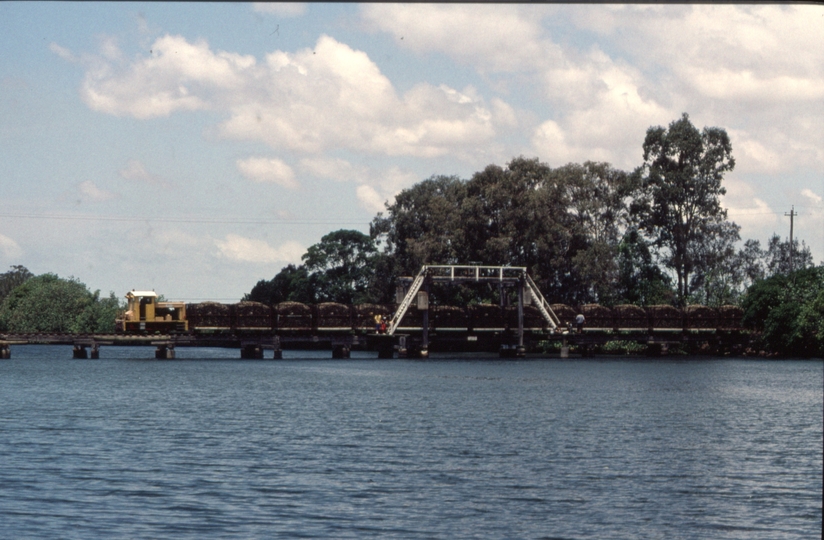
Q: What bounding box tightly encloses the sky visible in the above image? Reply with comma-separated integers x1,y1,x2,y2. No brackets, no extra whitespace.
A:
1,2,822,302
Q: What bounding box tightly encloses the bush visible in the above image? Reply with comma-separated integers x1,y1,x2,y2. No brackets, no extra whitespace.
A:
0,274,121,333
741,266,824,357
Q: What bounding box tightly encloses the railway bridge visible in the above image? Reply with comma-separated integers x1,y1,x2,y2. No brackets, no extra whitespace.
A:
1,265,748,360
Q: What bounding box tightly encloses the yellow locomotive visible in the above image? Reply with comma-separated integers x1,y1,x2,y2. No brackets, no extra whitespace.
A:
117,290,188,333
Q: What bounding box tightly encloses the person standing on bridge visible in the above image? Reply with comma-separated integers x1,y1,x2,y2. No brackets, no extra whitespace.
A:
575,313,585,333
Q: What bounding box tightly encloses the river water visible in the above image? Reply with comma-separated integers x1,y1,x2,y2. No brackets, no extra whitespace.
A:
1,346,821,539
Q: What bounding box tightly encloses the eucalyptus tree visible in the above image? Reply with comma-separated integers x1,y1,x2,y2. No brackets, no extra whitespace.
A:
302,229,379,304
370,175,467,276
460,157,551,268
553,161,636,304
764,234,814,276
0,265,33,305
634,113,738,306
245,264,316,305
615,228,674,306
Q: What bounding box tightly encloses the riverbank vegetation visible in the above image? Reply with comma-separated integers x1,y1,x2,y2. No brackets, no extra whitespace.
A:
0,271,120,334
1,114,821,355
242,114,821,357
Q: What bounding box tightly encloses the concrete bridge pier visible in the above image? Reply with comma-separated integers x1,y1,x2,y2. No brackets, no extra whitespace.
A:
560,337,570,358
1,344,10,359
396,336,408,358
241,343,263,359
155,343,175,359
90,343,100,359
73,345,88,359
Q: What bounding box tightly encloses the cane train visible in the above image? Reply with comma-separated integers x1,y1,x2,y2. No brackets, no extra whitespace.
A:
116,290,743,336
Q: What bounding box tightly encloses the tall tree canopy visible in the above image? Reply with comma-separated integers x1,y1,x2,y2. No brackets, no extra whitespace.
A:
302,229,379,304
245,230,383,305
0,265,33,305
370,157,640,305
634,113,738,306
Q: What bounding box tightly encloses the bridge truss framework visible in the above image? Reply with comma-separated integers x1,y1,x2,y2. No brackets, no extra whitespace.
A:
389,265,561,357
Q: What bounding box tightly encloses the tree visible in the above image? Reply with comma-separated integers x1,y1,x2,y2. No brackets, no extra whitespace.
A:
0,265,33,305
244,230,383,305
0,273,120,333
370,157,640,306
634,113,738,306
244,264,316,305
737,239,767,288
742,266,824,357
687,220,742,306
302,229,379,304
764,234,814,276
615,229,674,306
556,161,637,304
371,175,466,276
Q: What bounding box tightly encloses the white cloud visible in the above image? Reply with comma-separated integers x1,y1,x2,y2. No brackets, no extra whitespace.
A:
298,157,418,212
801,188,822,205
356,185,386,214
49,42,78,62
356,166,418,213
236,157,299,189
364,4,823,175
252,3,307,17
361,4,551,73
81,34,255,118
722,176,779,233
119,159,165,185
215,235,304,264
76,34,507,161
299,157,364,183
0,233,22,259
79,180,116,202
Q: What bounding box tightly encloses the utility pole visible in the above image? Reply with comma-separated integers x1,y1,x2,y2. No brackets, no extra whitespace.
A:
784,206,796,273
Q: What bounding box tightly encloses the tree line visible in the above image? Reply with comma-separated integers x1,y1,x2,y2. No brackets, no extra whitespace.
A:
1,114,820,355
247,114,816,306
242,114,820,356
0,266,120,334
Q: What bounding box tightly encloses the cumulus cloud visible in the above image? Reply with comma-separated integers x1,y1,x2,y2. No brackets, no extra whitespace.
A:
49,42,78,62
363,4,823,174
79,180,116,202
75,33,507,160
119,159,165,185
801,188,822,205
361,4,551,73
721,177,779,232
298,157,417,213
215,235,304,264
299,157,364,183
236,157,299,189
81,34,254,118
0,233,22,259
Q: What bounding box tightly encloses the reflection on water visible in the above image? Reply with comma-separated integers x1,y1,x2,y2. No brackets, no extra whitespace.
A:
1,346,821,539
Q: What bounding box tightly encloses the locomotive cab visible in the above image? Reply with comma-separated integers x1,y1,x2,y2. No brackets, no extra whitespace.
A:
119,290,188,333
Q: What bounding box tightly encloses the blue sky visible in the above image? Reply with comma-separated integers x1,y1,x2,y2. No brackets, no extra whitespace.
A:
1,3,822,302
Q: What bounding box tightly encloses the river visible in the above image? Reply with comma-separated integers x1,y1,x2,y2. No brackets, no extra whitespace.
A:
1,346,821,539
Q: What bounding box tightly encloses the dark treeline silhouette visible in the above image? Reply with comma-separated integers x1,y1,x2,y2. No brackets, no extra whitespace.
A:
1,115,819,355
247,114,816,304
242,114,821,356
